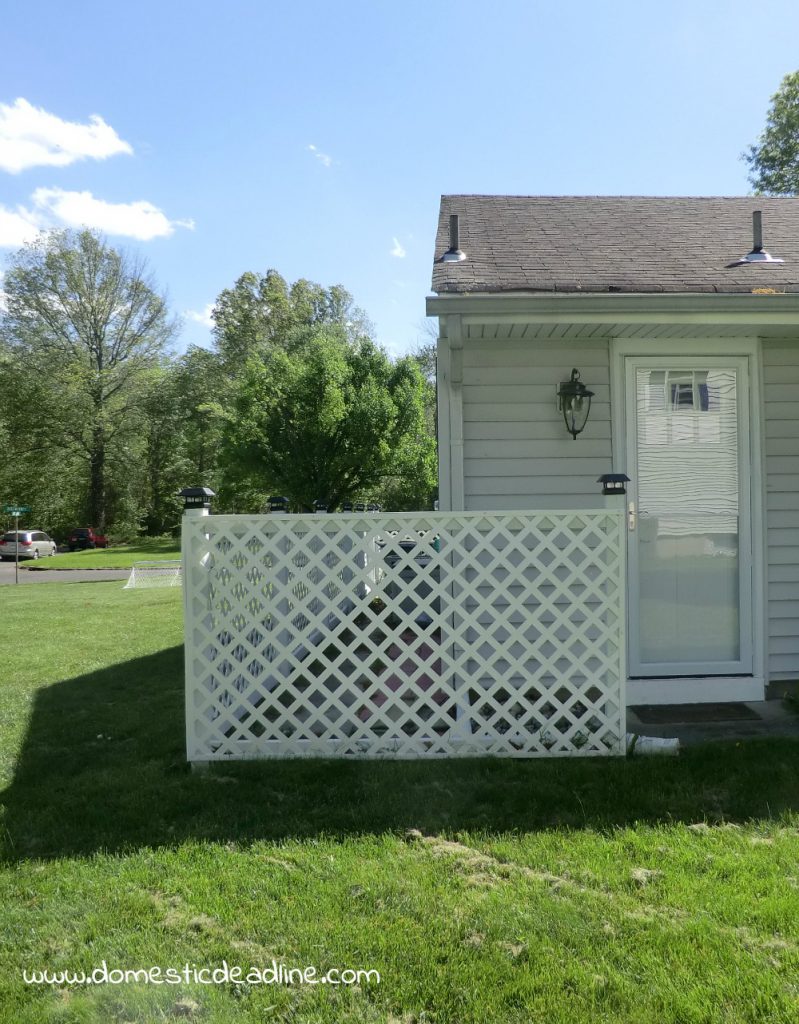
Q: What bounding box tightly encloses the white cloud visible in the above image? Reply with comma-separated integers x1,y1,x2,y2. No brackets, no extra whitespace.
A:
184,303,215,329
31,187,194,241
0,203,42,247
307,143,333,168
390,237,406,259
0,98,133,174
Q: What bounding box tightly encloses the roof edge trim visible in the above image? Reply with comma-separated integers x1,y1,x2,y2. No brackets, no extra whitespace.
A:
426,291,799,326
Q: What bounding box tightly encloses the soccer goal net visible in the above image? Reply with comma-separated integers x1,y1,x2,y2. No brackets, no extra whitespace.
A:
123,559,183,589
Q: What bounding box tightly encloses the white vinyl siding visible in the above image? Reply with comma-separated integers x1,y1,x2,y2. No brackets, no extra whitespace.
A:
461,337,612,510
763,340,799,680
450,326,796,690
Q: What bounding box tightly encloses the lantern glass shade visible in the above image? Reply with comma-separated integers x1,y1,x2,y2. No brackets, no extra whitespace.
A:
557,369,594,439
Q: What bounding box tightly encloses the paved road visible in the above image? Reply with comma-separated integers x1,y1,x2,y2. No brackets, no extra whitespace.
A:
0,560,129,585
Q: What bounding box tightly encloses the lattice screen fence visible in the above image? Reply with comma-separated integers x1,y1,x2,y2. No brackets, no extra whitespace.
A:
183,510,626,761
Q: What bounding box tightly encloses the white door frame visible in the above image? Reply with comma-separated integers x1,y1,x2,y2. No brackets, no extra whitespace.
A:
610,338,766,704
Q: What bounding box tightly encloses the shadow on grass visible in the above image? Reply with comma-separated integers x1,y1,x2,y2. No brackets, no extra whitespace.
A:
3,646,799,861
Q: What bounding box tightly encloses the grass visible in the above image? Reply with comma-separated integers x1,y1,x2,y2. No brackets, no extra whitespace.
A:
24,536,180,570
1,583,799,1022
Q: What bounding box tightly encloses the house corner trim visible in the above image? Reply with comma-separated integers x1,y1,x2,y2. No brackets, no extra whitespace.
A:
436,313,465,511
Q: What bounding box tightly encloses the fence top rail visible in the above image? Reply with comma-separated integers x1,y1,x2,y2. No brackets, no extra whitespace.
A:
191,509,623,526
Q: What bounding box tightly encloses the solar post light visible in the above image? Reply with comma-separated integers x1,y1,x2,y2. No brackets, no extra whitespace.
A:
268,496,289,515
598,473,630,496
178,486,215,513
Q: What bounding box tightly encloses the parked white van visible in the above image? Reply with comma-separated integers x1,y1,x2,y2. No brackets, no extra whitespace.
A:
0,531,58,560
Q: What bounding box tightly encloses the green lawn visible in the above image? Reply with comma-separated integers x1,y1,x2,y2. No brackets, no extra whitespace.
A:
1,583,798,1022
25,536,180,570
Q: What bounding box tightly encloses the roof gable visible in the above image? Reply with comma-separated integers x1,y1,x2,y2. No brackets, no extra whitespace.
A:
432,195,799,295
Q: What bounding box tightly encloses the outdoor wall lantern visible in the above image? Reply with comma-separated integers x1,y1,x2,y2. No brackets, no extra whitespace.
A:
557,368,594,440
178,486,215,511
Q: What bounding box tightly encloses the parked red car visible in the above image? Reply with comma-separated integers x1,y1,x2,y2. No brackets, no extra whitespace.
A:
67,527,109,551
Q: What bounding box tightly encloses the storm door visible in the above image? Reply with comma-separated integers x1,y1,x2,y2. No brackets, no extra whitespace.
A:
625,358,752,677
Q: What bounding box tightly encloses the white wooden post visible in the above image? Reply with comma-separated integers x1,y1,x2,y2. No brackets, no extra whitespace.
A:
182,503,212,769
599,475,628,753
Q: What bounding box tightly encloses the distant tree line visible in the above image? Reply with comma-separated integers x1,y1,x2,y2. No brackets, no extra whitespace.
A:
0,230,437,540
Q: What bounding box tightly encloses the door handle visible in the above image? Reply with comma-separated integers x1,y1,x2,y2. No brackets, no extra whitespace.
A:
628,501,636,531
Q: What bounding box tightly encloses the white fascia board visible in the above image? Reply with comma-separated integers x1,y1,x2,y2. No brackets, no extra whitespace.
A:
425,292,799,326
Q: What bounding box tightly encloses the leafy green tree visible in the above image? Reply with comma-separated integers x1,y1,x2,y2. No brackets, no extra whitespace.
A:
744,71,799,194
212,269,370,369
411,338,437,434
221,328,436,511
0,230,178,531
136,365,195,534
0,349,86,538
412,340,437,385
172,345,225,485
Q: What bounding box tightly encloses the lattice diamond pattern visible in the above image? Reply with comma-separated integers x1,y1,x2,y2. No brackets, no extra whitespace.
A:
183,511,626,760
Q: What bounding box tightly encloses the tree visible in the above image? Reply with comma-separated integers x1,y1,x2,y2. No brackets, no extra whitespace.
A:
212,269,371,369
221,327,436,511
136,364,194,534
172,345,225,484
0,230,179,530
411,337,437,437
412,340,437,386
0,348,86,538
744,71,799,194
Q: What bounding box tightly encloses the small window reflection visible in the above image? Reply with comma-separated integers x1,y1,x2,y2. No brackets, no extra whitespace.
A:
658,371,711,412
639,369,733,447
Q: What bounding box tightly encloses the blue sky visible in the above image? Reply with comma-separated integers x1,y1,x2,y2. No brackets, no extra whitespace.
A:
2,0,799,356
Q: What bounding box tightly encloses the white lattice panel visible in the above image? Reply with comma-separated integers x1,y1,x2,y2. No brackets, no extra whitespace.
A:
183,511,626,761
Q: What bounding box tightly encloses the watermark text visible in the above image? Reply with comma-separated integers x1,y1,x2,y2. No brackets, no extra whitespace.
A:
23,960,380,987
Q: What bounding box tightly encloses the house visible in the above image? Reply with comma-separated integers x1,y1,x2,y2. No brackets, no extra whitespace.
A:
426,195,799,706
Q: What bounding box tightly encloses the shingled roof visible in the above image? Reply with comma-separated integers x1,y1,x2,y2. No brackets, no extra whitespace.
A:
432,195,799,295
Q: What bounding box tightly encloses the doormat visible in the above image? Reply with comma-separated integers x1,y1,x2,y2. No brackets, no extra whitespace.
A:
631,702,762,724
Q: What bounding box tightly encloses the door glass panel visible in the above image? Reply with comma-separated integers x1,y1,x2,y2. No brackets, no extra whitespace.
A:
635,368,740,665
